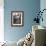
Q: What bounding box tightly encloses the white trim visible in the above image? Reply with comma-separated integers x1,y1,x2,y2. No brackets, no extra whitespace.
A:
0,0,4,42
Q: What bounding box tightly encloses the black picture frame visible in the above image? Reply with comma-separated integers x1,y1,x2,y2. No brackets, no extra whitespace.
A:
11,11,24,27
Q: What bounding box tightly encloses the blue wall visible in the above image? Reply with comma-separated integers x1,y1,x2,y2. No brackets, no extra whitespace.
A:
40,0,46,27
4,0,40,42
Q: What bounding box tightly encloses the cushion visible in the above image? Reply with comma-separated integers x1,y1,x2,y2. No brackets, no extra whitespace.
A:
17,37,25,46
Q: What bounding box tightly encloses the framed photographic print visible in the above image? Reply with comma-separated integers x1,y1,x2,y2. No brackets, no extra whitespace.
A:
11,11,24,27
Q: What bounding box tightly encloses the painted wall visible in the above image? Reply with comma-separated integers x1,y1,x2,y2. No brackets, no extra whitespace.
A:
40,0,46,27
4,0,40,42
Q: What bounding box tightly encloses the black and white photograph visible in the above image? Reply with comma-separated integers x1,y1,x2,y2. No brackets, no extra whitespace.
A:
11,11,24,27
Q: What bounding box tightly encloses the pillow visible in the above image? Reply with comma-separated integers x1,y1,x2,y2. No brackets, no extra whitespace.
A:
23,32,34,46
17,37,25,46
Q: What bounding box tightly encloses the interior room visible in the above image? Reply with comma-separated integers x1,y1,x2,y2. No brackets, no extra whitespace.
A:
0,0,46,46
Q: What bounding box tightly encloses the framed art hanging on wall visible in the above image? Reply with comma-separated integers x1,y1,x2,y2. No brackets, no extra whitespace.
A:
11,11,24,27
